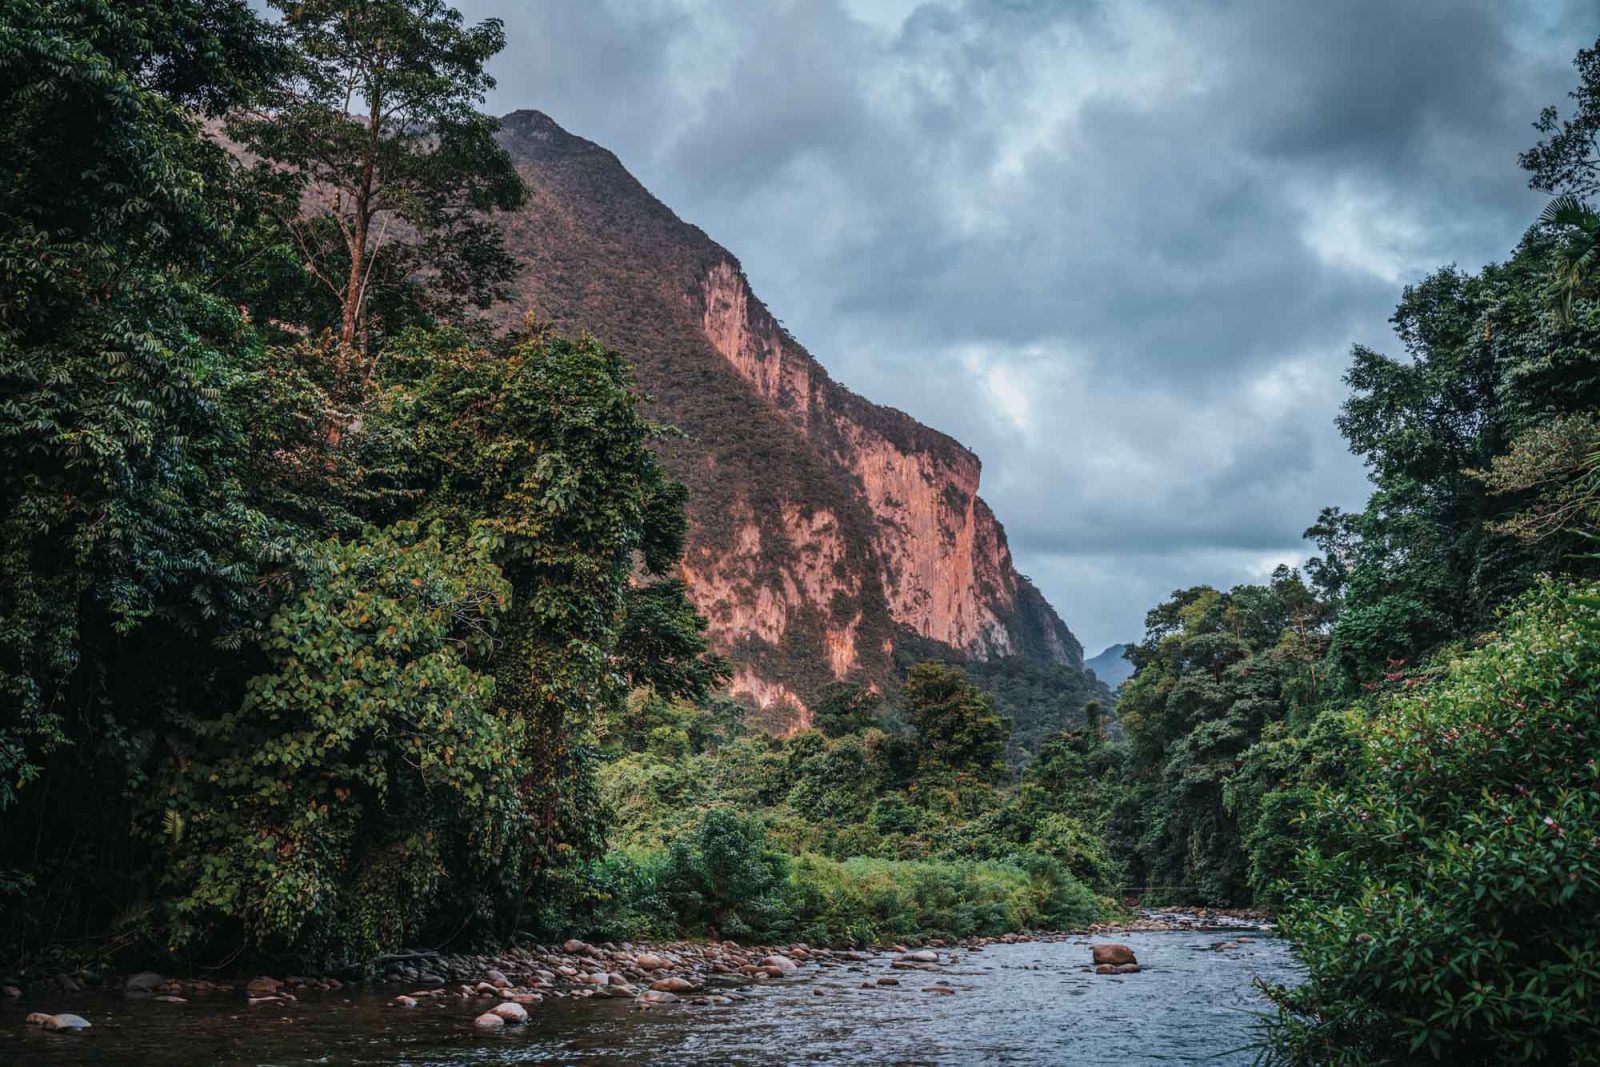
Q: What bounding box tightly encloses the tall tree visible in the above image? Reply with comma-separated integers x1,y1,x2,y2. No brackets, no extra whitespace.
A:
1520,36,1600,198
0,0,294,950
232,0,526,367
902,662,1009,783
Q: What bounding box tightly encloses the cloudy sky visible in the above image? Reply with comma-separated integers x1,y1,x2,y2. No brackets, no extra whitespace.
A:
455,0,1593,653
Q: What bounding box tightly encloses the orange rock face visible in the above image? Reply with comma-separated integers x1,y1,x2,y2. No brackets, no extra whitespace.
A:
695,258,1074,673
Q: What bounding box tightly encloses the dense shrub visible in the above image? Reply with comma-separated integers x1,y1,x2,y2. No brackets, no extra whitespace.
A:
1265,580,1600,1065
655,809,793,940
162,523,520,961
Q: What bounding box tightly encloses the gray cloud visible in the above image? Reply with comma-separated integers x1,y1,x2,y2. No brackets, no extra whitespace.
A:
459,0,1592,652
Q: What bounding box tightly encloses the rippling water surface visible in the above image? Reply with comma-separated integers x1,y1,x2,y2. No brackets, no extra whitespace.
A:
0,931,1300,1065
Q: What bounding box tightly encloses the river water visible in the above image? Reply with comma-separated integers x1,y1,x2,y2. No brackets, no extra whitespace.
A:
0,930,1299,1065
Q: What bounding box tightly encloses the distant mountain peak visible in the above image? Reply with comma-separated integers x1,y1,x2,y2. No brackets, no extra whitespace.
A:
1086,643,1135,689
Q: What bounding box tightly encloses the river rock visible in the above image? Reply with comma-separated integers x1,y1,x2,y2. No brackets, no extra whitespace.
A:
897,950,939,964
1094,964,1117,975
485,968,511,989
1114,964,1140,974
124,971,165,995
634,953,669,971
922,985,957,995
651,976,695,993
562,939,588,954
393,995,418,1008
24,1012,53,1026
473,1011,505,1030
245,976,281,997
490,1001,528,1023
876,977,899,986
636,989,679,1004
759,955,798,975
43,1013,92,1031
153,995,187,1003
1091,943,1137,966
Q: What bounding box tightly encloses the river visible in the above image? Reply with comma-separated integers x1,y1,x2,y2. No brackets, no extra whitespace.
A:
0,930,1300,1065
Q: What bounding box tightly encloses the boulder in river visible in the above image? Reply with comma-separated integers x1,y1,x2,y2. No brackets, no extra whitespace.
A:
758,955,798,976
124,971,164,995
393,995,418,1008
651,977,695,993
1091,943,1137,966
472,1011,505,1030
245,976,281,997
634,953,669,970
897,950,939,964
636,989,680,1004
1114,964,1140,974
490,1001,528,1023
43,1013,92,1031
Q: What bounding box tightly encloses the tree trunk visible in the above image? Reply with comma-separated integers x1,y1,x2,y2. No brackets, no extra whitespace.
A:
340,93,383,355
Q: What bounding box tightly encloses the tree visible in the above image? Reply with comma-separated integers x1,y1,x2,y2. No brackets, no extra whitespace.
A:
811,682,883,738
370,328,725,898
1114,575,1329,904
1536,194,1600,322
1520,36,1600,198
656,808,789,940
1322,232,1600,685
902,662,1009,782
232,0,525,367
0,0,300,952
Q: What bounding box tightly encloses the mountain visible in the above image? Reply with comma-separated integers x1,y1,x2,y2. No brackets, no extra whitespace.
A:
1086,644,1136,690
489,109,1091,730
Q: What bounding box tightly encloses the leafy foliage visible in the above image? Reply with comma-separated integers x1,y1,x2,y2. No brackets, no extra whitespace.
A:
1265,581,1600,1065
1113,572,1329,904
164,523,519,961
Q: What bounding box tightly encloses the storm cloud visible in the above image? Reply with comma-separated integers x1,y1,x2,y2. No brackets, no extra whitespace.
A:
456,0,1594,652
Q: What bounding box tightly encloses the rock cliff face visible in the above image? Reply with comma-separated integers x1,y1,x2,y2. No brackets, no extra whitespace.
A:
491,110,1085,729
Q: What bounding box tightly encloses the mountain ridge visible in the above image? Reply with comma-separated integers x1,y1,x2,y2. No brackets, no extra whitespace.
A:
490,108,1087,728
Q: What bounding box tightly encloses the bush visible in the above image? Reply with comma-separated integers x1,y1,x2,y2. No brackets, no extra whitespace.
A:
1266,579,1600,1065
783,853,1104,944
655,809,792,940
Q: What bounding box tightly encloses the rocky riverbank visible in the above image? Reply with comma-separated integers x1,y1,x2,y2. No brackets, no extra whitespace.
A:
2,929,1303,1065
3,908,1276,1032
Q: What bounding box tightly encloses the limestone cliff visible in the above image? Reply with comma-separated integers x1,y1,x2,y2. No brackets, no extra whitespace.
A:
491,110,1085,729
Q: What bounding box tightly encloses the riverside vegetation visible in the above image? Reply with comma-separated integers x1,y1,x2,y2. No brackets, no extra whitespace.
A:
2,3,1599,1064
